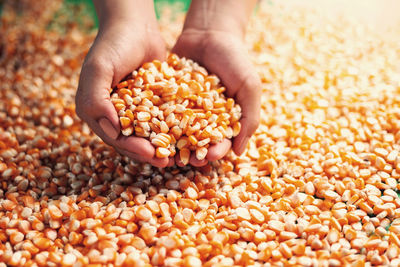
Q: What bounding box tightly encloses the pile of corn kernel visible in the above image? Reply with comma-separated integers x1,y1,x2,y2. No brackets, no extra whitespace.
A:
1,1,400,266
111,54,241,161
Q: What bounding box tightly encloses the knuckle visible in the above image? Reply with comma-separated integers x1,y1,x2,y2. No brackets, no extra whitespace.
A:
74,96,85,120
74,94,91,120
75,94,107,123
82,55,107,74
100,137,114,148
247,118,260,134
233,72,262,99
74,106,84,120
243,74,262,92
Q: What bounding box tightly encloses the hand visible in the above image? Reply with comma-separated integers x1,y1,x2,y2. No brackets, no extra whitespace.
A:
173,29,261,167
75,3,172,168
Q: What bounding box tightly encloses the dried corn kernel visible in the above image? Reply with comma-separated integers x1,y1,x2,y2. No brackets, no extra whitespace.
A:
180,148,190,165
156,147,171,158
195,147,207,161
2,1,400,267
111,54,242,158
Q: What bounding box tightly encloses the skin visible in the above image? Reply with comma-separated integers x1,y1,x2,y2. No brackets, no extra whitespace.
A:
76,0,261,168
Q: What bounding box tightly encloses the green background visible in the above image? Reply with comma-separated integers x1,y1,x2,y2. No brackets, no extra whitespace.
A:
0,0,191,28
67,0,192,24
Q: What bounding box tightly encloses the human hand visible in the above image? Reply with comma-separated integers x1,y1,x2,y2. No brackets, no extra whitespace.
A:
75,1,172,168
171,0,261,167
172,29,261,167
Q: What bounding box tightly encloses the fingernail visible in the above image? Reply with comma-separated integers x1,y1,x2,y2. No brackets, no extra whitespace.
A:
98,117,119,139
238,137,250,154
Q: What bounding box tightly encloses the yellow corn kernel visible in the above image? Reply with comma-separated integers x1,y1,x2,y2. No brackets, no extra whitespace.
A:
118,88,132,97
177,137,189,149
180,148,190,165
137,112,151,122
156,147,171,158
233,122,241,137
195,147,207,161
119,117,131,129
188,135,198,146
117,80,128,89
114,103,126,112
151,137,169,148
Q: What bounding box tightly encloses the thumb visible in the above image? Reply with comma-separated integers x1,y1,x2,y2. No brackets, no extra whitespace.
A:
232,75,261,155
75,57,120,140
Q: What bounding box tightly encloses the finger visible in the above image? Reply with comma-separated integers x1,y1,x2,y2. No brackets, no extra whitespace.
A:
175,153,186,167
149,156,169,168
232,74,262,155
115,147,169,168
206,139,232,161
233,115,260,156
175,153,187,167
76,56,120,140
84,118,125,155
116,135,155,159
167,157,175,167
189,153,208,167
84,117,156,160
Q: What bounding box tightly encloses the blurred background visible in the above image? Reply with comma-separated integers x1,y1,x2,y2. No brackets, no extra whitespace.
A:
1,0,399,30
283,0,400,29
0,0,191,30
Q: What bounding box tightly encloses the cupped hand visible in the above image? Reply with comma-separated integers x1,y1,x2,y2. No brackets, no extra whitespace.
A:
75,21,171,168
173,29,262,167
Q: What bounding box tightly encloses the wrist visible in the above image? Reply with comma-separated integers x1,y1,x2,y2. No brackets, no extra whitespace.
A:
182,0,257,39
183,18,246,38
182,25,244,40
94,0,158,33
174,28,243,68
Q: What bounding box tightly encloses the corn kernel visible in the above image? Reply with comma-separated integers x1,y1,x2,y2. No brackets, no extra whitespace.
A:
3,2,400,266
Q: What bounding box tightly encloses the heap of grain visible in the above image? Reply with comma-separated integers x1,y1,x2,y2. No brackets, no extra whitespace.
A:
111,54,241,161
0,1,400,266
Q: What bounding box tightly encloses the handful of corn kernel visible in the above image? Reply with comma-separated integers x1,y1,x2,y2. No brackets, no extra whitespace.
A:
111,54,241,162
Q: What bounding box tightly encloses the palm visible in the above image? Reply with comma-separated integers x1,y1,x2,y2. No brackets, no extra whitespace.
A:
96,25,165,86
173,30,261,165
76,25,171,167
